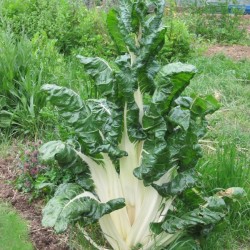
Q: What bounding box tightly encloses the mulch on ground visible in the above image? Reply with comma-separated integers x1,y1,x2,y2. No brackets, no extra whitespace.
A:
0,153,69,250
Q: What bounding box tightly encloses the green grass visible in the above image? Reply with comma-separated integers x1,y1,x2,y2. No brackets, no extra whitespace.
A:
187,54,250,149
198,143,250,250
185,54,250,249
0,202,33,250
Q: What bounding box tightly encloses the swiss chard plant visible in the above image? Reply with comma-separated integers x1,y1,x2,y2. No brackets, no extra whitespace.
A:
39,1,245,249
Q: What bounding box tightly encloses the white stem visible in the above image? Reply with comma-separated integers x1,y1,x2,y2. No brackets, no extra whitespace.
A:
134,88,144,125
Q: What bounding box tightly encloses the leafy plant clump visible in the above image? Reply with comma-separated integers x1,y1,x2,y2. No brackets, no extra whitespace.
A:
39,0,245,249
15,140,87,200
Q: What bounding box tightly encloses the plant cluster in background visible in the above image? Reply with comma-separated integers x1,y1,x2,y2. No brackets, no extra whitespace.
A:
179,2,249,44
159,17,192,63
0,0,119,137
0,30,65,136
0,0,116,56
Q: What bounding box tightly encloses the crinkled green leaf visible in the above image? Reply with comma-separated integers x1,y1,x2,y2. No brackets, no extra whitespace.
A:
126,101,147,141
42,85,126,158
167,235,202,250
39,140,94,191
134,104,171,184
138,60,160,93
151,190,237,236
119,0,133,34
152,63,197,113
39,140,74,163
117,0,137,53
168,106,191,131
162,207,225,234
144,0,166,33
135,97,204,185
168,125,203,173
175,97,193,109
107,9,127,53
152,170,198,197
42,183,125,233
41,85,101,153
77,56,114,97
191,95,221,116
205,196,227,211
131,0,147,32
41,84,87,125
138,27,166,65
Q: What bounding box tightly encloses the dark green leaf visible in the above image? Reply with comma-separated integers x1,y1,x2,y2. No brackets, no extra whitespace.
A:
152,170,198,197
168,106,191,131
39,140,94,191
153,63,197,113
162,207,225,234
77,56,114,96
42,183,125,233
191,95,221,116
107,9,127,53
41,85,125,158
134,104,170,185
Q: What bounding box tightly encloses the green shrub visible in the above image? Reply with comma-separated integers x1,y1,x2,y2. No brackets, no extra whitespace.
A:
159,17,192,62
0,0,116,56
15,140,85,200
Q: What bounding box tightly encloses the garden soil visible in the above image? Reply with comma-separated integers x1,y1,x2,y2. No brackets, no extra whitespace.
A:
0,153,69,250
205,44,250,60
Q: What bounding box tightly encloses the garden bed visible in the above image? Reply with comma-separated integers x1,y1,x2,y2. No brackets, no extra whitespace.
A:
0,151,69,250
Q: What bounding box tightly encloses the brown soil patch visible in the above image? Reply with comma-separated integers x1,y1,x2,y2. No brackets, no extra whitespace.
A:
205,45,250,60
0,151,69,250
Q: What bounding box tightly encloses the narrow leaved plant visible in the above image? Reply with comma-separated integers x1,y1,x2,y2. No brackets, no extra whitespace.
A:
39,1,245,249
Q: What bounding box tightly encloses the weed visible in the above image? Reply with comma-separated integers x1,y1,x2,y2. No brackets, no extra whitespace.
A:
159,17,192,62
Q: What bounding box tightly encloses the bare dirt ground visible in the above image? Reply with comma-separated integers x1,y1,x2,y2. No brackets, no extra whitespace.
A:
205,44,250,60
0,152,69,250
